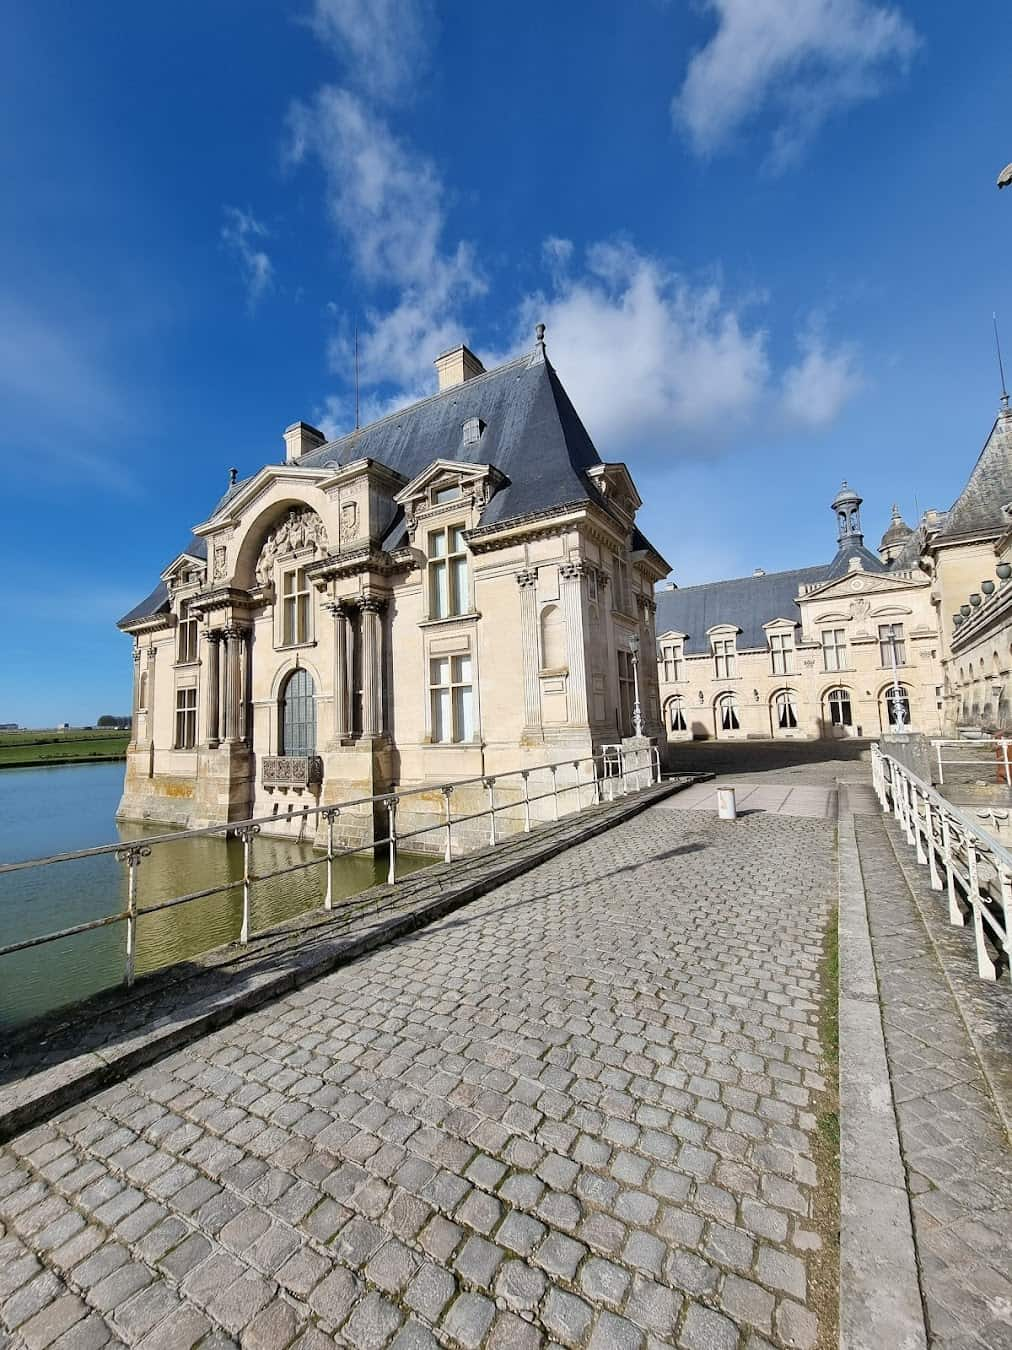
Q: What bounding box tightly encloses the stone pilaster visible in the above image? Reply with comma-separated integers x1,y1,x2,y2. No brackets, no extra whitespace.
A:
204,630,221,747
561,561,589,726
145,646,158,748
325,602,351,741
359,597,385,738
516,570,542,735
222,626,246,743
130,646,141,747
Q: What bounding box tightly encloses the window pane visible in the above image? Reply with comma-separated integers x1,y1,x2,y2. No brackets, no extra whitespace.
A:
428,529,446,558
453,655,472,684
433,485,460,504
431,657,449,686
449,525,466,553
450,556,467,614
432,687,450,742
431,560,448,618
454,684,474,741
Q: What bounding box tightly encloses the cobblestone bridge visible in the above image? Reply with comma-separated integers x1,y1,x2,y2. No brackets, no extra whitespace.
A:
1,743,1009,1349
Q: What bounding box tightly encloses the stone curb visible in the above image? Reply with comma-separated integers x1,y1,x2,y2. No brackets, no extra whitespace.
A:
0,775,706,1143
836,783,927,1350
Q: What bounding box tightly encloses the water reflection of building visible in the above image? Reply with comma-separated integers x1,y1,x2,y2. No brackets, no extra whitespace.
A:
118,331,667,842
655,397,1012,745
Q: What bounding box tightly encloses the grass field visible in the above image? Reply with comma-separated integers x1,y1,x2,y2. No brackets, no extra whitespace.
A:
0,729,130,767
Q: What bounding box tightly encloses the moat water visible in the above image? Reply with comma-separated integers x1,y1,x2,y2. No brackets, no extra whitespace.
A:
0,762,430,1030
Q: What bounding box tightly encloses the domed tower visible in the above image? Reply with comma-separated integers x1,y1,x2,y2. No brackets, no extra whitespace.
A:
832,481,864,545
878,503,913,564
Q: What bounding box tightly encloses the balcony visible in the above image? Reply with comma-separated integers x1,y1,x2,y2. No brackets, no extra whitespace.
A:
261,755,323,789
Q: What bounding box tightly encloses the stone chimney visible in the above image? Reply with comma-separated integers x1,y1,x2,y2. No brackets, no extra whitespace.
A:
283,421,327,464
434,345,485,392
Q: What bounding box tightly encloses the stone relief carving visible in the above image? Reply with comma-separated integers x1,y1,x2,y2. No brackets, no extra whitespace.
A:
213,545,228,582
340,500,359,545
255,507,329,585
849,597,871,626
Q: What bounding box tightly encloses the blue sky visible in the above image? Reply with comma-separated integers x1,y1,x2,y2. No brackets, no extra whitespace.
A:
2,0,1010,725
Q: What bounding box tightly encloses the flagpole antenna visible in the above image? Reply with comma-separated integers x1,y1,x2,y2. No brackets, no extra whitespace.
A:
354,321,361,430
994,313,1009,411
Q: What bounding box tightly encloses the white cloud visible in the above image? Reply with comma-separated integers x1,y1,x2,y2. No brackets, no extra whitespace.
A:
781,328,862,427
674,0,919,168
308,0,431,102
221,207,274,311
288,87,484,402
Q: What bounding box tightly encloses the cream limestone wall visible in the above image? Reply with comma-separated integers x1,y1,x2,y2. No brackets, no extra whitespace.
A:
947,531,1012,730
119,454,666,851
656,557,944,746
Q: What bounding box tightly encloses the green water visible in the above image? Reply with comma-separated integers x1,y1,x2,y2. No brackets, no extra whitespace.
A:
0,762,429,1029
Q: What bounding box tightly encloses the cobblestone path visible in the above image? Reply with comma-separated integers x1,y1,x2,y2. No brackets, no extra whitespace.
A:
0,801,837,1350
852,798,1012,1350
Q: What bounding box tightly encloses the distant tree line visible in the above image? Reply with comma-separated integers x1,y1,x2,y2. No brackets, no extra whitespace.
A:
97,715,132,729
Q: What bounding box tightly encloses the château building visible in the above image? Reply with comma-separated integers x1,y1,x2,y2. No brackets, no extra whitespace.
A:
655,396,1012,745
117,330,667,842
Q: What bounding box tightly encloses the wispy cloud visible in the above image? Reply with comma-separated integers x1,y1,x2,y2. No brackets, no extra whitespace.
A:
221,207,274,312
781,325,863,427
674,0,919,170
307,0,432,103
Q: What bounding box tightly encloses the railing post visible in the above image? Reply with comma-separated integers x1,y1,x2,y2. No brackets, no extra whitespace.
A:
485,778,497,847
936,740,944,786
966,841,998,981
237,824,261,945
521,770,532,832
924,796,942,890
550,764,559,819
386,797,398,885
441,785,454,863
115,844,151,988
322,807,338,910
913,785,927,864
999,868,1012,987
940,814,963,926
1003,738,1010,788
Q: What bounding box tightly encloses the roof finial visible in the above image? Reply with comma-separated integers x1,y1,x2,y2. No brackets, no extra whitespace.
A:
229,466,238,486
535,322,546,353
994,313,1009,411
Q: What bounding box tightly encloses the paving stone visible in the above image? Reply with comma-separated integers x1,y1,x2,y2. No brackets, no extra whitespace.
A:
308,1266,360,1326
532,1231,587,1281
494,1258,546,1314
441,1292,496,1348
579,1256,631,1310
405,1262,457,1322
497,1210,546,1257
17,1293,88,1349
453,1234,504,1290
678,1301,739,1350
719,1274,775,1333
542,1288,594,1347
342,1291,403,1347
587,1311,644,1350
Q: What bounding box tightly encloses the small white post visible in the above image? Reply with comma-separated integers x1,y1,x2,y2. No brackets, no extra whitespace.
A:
936,740,945,786
442,786,454,863
1003,738,1010,788
998,867,1012,987
967,842,998,980
486,778,497,847
941,814,963,926
913,786,927,864
323,807,338,910
238,825,260,945
521,770,532,832
925,796,942,890
386,798,398,885
717,787,737,820
550,765,559,820
115,844,150,989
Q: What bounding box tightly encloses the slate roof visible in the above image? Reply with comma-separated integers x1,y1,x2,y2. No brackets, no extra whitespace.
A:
119,348,668,627
655,565,829,655
822,537,889,580
117,537,206,628
935,410,1012,540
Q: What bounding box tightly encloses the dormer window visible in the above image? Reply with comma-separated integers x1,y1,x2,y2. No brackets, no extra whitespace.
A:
713,637,737,679
462,417,484,446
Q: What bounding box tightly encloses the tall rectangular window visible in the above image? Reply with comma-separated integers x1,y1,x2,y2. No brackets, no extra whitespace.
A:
428,524,468,619
175,687,197,748
430,654,474,742
822,628,848,672
177,600,198,663
613,560,631,615
769,632,794,675
618,650,635,732
282,567,311,645
713,638,736,678
661,642,684,683
878,622,906,666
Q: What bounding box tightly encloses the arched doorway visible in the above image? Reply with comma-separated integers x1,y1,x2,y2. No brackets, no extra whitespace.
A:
280,668,316,756
715,691,741,737
665,694,689,737
771,688,799,736
824,687,853,738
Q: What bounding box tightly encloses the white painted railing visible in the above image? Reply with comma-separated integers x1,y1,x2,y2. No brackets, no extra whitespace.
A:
872,745,1011,983
932,737,1012,787
0,745,662,991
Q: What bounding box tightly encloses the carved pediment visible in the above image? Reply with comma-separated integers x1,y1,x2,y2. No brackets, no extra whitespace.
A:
255,507,329,585
394,459,509,541
586,462,642,520
161,551,207,592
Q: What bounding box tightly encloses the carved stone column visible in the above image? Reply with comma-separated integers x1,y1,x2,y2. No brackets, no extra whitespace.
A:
222,626,245,743
204,630,222,747
359,597,385,738
325,602,350,740
561,561,589,725
145,646,158,747
516,570,541,734
130,646,141,745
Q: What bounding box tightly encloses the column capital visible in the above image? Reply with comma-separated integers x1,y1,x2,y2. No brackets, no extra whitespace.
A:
221,624,250,642
133,646,141,664
516,570,538,589
561,561,586,581
324,600,350,620
203,628,223,645
359,595,386,615
146,646,158,664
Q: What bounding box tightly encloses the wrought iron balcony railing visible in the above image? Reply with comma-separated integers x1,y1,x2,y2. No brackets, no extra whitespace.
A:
261,755,323,788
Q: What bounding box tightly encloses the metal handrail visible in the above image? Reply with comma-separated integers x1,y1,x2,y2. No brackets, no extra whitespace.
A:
930,737,1012,787
871,744,1011,983
0,745,661,987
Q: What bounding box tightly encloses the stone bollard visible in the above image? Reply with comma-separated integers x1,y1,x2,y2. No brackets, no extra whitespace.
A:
717,787,737,820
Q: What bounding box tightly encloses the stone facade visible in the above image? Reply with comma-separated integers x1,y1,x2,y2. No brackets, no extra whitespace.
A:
118,335,667,844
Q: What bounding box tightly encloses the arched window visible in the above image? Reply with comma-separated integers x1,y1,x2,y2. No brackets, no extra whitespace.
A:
667,695,687,732
881,683,911,730
540,604,567,670
773,689,798,729
716,692,740,732
138,671,148,710
280,669,316,757
826,687,852,728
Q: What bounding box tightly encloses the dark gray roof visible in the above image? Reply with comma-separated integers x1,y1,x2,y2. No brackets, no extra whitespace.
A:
823,537,888,580
300,350,614,536
117,537,206,628
655,564,829,655
937,410,1012,540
